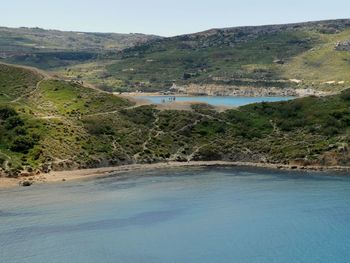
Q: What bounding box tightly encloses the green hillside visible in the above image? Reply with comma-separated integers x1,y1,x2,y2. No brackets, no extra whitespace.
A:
3,20,350,94
58,19,350,93
0,64,42,102
0,26,161,69
1,64,350,177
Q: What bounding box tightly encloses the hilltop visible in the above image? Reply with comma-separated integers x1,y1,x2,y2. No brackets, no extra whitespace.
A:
0,26,161,69
1,63,350,179
2,20,350,95
53,19,350,94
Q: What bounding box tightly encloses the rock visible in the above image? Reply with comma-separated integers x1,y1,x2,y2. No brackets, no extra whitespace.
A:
273,59,285,64
62,178,66,182
337,143,348,153
335,40,350,51
51,160,78,171
21,181,32,187
41,164,51,173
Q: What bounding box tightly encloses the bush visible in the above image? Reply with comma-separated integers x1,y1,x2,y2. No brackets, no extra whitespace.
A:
0,156,6,167
13,126,27,135
4,116,24,129
340,89,350,101
84,118,116,135
10,135,38,153
323,127,340,136
194,146,221,161
0,106,17,120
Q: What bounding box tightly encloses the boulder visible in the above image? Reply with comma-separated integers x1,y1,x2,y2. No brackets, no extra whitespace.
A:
21,181,32,187
273,59,285,64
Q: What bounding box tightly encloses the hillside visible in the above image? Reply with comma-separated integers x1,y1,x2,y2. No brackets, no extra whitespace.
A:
0,26,161,69
56,19,350,93
1,63,350,177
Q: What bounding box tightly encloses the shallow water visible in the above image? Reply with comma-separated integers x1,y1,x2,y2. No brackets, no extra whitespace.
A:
138,95,295,106
1,167,350,263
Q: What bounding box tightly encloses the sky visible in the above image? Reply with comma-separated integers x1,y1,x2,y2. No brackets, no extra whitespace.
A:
1,0,350,36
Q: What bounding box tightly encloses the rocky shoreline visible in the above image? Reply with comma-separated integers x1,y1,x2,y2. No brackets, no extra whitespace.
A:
1,161,350,189
123,84,333,98
174,84,332,97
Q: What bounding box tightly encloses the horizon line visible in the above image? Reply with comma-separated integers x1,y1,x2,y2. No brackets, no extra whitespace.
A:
1,17,349,38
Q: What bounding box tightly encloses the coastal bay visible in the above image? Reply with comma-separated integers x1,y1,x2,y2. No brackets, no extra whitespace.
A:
1,167,350,262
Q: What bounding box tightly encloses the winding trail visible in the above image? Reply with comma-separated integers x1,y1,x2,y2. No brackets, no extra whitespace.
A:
11,78,46,103
0,62,236,166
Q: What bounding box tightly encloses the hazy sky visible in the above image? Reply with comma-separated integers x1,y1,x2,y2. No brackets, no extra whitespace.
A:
1,0,349,36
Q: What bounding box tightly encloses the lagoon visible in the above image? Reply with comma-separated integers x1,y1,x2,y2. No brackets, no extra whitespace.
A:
138,95,295,107
1,167,350,263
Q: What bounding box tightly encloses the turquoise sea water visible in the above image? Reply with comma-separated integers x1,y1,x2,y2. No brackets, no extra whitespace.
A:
138,96,295,106
1,167,350,263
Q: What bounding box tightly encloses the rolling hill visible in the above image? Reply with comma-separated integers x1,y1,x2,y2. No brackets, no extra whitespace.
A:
0,26,161,69
53,19,350,94
1,63,350,177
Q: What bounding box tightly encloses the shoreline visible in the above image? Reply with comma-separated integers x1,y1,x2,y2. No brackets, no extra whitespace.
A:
118,85,334,99
119,92,298,98
1,161,350,189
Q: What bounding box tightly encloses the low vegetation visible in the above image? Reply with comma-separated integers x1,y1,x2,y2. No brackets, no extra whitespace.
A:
58,19,350,93
0,64,42,102
1,64,350,177
0,26,160,69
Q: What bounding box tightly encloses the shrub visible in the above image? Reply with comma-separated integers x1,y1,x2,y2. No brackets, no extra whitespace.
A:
84,119,116,135
0,156,6,166
323,127,340,136
340,89,350,101
13,126,27,135
0,106,17,120
4,116,24,129
10,135,38,153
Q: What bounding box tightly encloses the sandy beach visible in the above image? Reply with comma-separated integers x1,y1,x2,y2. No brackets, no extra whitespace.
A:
1,161,350,189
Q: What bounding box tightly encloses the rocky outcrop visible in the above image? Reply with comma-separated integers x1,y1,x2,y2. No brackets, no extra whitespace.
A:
335,40,350,51
174,84,327,97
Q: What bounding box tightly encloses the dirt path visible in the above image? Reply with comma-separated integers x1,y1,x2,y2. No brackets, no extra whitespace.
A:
11,78,47,103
